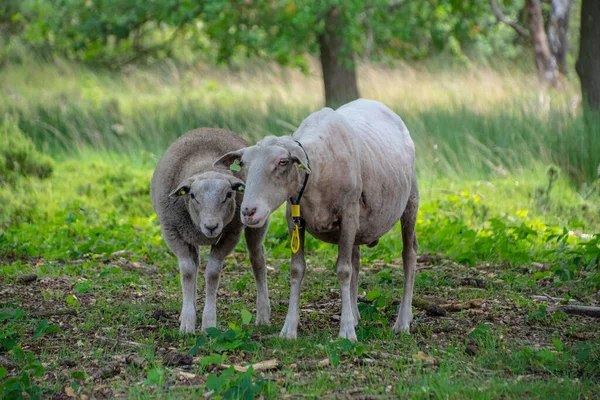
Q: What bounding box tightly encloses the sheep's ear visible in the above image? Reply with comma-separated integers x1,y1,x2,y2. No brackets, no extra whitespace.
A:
169,179,193,197
213,149,244,170
228,176,245,192
286,142,311,174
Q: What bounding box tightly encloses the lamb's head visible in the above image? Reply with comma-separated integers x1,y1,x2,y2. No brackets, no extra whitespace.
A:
213,136,310,228
169,171,245,238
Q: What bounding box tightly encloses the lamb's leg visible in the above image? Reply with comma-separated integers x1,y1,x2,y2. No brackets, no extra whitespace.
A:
202,232,241,331
175,245,200,334
280,213,306,339
394,188,419,334
337,208,359,340
245,222,271,325
351,245,361,326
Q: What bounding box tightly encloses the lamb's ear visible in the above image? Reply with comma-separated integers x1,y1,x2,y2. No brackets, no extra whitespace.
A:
285,141,311,174
228,176,245,192
169,178,194,197
213,149,245,170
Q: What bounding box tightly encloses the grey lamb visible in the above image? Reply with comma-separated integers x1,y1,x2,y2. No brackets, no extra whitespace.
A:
151,128,271,334
214,99,418,341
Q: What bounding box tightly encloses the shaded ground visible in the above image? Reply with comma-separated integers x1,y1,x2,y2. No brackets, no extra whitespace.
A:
1,250,599,399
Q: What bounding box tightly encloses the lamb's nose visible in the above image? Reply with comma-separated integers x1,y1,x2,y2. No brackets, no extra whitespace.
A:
204,223,219,233
242,207,256,217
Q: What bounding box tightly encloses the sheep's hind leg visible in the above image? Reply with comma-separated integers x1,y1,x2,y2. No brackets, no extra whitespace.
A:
337,207,359,341
394,188,419,334
246,222,271,325
280,211,306,339
351,245,361,326
202,232,241,331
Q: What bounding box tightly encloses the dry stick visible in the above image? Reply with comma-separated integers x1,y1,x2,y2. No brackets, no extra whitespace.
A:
217,358,281,373
531,295,576,303
547,305,600,318
30,308,77,318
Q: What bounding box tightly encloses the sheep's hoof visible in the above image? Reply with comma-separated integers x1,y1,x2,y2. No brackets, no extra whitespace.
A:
338,322,357,342
393,321,411,335
255,307,271,326
279,319,298,339
179,319,197,335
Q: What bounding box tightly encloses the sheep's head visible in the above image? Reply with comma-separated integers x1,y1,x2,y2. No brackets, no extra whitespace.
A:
169,171,245,238
213,136,310,228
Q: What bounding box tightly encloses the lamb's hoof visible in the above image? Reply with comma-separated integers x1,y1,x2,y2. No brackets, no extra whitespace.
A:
393,321,411,335
255,307,271,326
279,318,298,339
179,312,197,335
201,314,216,332
338,322,357,342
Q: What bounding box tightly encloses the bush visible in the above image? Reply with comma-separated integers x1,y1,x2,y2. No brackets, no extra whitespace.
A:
0,115,53,182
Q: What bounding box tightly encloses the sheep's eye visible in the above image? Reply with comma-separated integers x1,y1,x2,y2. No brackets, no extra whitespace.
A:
226,191,233,199
190,193,195,199
279,158,289,166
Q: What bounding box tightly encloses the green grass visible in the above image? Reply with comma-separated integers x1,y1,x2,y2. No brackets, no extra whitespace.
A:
1,60,600,399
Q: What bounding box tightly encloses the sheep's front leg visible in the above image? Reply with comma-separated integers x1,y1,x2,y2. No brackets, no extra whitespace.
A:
176,247,200,334
280,213,306,339
245,223,271,325
337,210,359,340
202,232,240,331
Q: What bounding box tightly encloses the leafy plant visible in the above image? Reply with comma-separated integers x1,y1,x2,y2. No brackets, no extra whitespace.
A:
32,320,63,339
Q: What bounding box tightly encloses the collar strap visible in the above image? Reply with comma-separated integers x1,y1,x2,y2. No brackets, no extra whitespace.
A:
289,140,310,205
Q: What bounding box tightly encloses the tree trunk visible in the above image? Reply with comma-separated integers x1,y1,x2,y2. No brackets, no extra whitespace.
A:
318,8,360,108
525,0,559,86
576,0,600,111
547,0,572,74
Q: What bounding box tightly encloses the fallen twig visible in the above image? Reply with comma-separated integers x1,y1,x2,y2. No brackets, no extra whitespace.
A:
218,358,281,373
94,335,143,348
531,295,576,303
30,308,77,318
547,305,600,318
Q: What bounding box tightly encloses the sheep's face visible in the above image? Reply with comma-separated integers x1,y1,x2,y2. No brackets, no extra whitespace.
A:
170,173,245,238
213,136,310,228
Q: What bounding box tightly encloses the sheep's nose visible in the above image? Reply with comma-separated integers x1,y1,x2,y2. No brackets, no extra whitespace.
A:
242,207,256,217
204,223,219,233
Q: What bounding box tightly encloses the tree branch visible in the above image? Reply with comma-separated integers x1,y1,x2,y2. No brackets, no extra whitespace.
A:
490,0,530,38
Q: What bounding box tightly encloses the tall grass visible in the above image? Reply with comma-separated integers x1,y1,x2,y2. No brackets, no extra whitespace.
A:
1,59,598,183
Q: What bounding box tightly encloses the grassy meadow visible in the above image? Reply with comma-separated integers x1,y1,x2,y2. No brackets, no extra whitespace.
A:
1,59,599,399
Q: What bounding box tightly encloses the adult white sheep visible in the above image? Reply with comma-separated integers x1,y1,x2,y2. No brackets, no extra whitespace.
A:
214,99,418,340
151,128,271,334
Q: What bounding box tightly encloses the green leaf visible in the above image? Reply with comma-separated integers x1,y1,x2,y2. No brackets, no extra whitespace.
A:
144,368,164,386
0,309,24,321
241,309,253,325
0,367,7,379
229,159,241,172
33,320,63,339
200,354,224,367
66,294,79,306
72,370,86,381
188,335,206,356
365,289,381,301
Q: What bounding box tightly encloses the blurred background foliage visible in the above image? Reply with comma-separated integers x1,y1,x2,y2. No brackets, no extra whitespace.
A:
0,0,573,69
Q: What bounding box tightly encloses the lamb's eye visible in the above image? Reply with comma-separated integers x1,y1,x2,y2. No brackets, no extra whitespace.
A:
190,193,195,199
279,158,289,166
226,191,233,199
